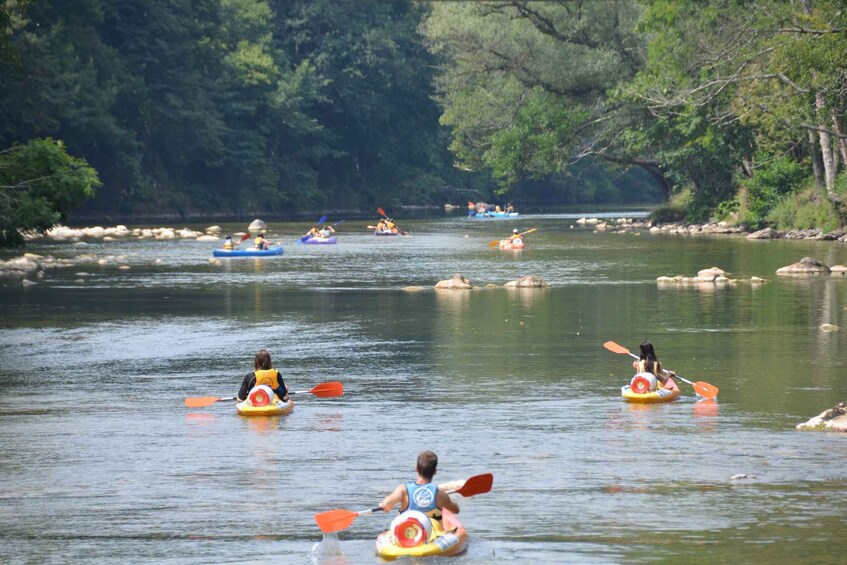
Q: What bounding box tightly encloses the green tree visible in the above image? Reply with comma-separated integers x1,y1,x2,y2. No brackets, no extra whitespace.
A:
0,138,100,247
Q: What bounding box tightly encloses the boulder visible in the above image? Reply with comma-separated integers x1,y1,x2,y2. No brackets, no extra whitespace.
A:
776,257,830,276
831,265,847,275
819,323,840,332
435,273,472,289
697,266,728,281
747,227,778,239
796,402,847,432
248,219,268,232
504,275,548,288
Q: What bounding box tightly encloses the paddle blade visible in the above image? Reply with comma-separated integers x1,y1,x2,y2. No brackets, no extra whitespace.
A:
314,509,358,533
603,341,632,356
456,473,493,497
318,215,327,225
377,207,386,217
488,240,500,247
692,381,719,400
442,508,461,531
240,233,251,242
309,381,344,397
184,396,224,408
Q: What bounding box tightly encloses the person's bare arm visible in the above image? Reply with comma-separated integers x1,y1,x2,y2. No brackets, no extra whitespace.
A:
436,488,459,514
379,484,406,512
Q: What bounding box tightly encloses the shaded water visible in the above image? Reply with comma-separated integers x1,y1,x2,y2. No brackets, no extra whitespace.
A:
1,214,846,564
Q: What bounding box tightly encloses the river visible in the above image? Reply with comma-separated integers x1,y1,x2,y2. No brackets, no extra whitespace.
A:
1,213,845,564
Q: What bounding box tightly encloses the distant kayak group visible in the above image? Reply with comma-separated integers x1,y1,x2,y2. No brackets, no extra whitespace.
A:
467,201,519,218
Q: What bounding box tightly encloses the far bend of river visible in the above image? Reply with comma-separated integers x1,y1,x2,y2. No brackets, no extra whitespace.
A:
1,213,846,564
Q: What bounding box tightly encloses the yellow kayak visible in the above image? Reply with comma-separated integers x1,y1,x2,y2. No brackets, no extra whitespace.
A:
236,397,294,417
375,510,468,560
621,383,680,403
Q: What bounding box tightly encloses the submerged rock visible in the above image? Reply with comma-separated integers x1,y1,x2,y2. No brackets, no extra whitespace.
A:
435,273,472,289
796,402,847,432
504,275,548,288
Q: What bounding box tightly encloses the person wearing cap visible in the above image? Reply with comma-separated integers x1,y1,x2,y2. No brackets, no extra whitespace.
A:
508,228,522,242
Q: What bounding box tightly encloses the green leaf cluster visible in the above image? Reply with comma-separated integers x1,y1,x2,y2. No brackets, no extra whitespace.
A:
0,138,100,246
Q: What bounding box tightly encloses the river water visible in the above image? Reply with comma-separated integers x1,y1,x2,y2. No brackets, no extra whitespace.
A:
1,214,845,564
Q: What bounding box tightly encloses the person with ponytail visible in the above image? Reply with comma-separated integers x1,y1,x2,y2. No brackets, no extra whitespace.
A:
632,340,678,392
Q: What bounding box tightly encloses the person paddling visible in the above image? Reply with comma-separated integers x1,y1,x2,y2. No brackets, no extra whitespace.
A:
237,349,289,403
379,451,460,523
254,232,270,250
632,340,678,392
318,224,335,238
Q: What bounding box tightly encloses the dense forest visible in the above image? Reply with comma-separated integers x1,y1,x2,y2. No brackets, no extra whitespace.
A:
2,0,847,237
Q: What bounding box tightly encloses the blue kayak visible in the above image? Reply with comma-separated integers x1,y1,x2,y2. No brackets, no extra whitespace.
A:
468,211,519,219
301,236,337,245
212,246,284,257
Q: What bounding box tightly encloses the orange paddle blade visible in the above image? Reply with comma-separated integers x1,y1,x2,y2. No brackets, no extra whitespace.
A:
603,341,632,356
314,509,359,533
692,381,719,400
455,473,493,497
309,381,343,397
240,233,251,241
442,508,461,531
488,240,500,247
377,207,386,217
184,396,226,408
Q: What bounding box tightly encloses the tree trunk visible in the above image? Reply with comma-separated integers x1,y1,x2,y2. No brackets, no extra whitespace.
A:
833,113,847,174
808,129,825,189
816,92,835,195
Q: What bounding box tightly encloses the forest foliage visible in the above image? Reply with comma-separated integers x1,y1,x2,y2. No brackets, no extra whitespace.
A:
2,0,847,231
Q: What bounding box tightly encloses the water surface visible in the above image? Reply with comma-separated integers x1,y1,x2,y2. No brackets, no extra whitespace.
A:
1,215,846,564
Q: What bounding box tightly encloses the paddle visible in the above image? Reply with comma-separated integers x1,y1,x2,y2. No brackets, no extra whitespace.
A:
489,228,537,247
314,472,493,534
184,381,344,408
602,341,719,399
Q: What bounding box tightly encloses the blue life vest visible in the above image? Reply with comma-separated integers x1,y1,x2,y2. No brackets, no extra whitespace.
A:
405,481,438,514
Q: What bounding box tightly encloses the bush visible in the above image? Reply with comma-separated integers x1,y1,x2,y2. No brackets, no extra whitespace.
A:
742,156,805,225
767,188,839,232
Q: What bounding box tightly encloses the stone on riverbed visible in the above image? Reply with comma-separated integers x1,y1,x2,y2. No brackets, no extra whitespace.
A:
776,257,830,275
435,273,472,289
248,219,268,232
796,402,847,432
504,275,548,288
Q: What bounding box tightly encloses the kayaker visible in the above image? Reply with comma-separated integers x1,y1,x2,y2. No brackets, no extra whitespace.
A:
223,235,234,250
303,225,320,240
237,349,289,403
378,451,460,521
376,219,387,231
254,232,270,250
318,225,335,238
632,340,678,390
508,228,523,243
506,202,514,213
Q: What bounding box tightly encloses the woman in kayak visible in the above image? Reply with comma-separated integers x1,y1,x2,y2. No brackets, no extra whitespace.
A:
632,340,678,390
378,451,460,521
237,349,289,403
318,224,335,238
254,232,270,250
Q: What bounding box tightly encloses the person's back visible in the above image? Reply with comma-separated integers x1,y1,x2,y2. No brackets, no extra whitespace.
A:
379,451,459,522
